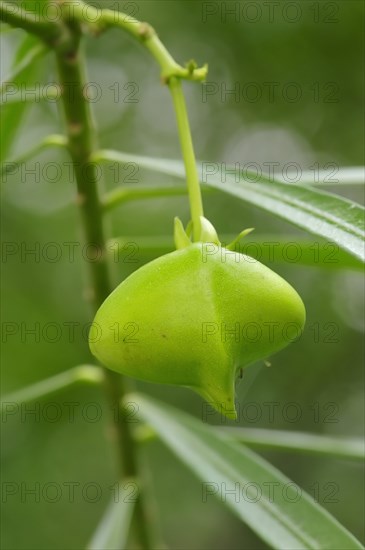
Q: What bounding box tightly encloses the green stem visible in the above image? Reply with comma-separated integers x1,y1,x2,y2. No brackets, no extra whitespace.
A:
70,0,207,81
0,0,207,82
0,1,68,47
169,77,204,240
54,25,154,550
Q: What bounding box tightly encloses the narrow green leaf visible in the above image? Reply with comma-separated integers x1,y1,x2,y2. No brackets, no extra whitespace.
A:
212,165,365,187
206,171,365,262
0,40,46,94
0,34,47,161
88,480,136,550
288,167,365,186
0,134,67,180
0,366,104,407
102,184,191,211
130,393,364,550
93,151,365,262
220,428,364,461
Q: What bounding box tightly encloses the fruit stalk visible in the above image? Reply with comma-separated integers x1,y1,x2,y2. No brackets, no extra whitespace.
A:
169,76,205,240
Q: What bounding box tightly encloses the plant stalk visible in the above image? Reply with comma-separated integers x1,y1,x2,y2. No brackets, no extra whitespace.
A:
169,76,204,240
54,24,153,550
0,0,71,48
70,0,207,81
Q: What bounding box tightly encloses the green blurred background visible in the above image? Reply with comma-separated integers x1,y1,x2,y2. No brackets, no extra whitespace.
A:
1,1,364,548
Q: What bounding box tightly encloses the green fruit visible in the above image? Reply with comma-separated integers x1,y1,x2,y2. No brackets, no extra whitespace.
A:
89,224,305,419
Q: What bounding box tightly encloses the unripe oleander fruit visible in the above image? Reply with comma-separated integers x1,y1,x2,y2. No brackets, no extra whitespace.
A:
90,220,305,419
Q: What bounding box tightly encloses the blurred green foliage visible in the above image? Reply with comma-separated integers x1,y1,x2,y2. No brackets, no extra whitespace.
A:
1,1,364,548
